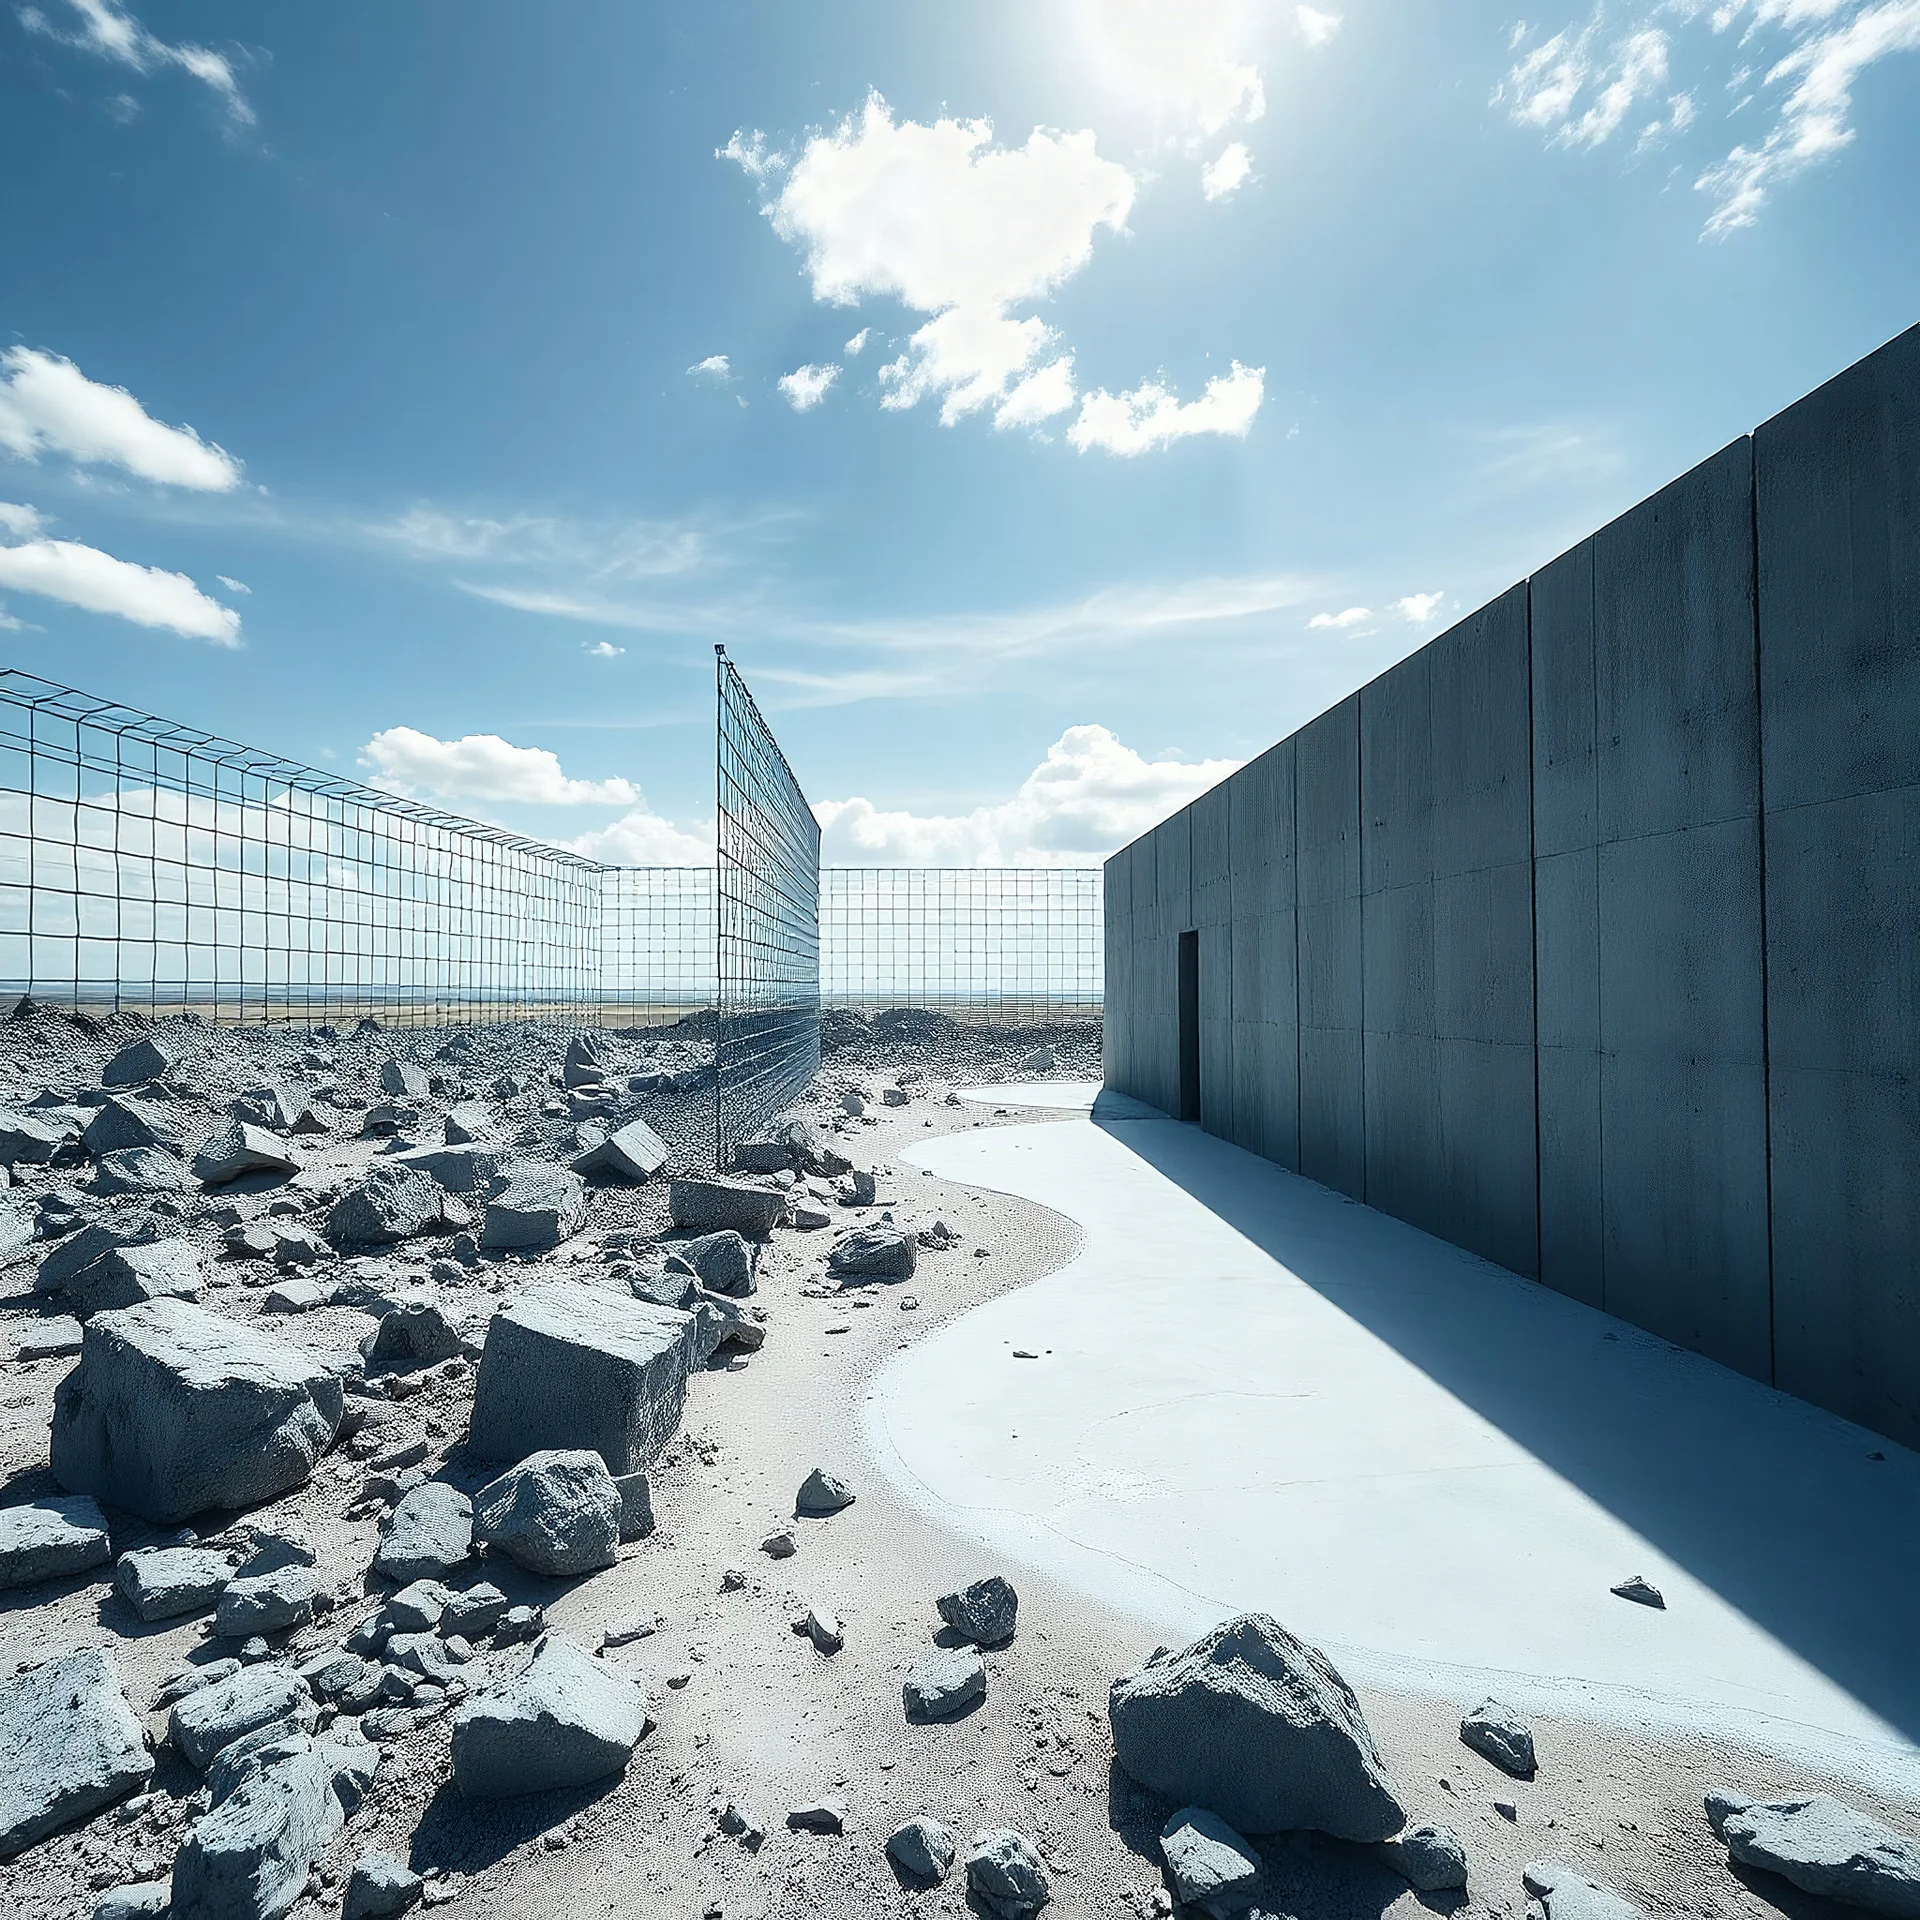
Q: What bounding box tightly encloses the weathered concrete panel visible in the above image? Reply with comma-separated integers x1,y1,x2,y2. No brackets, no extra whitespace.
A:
1228,740,1295,917
1199,921,1234,1140
1299,1025,1364,1198
1436,1037,1540,1277
1296,698,1360,906
1363,1029,1442,1229
1764,785,1920,1444
1360,651,1432,895
1428,585,1533,877
1597,819,1770,1379
1433,863,1534,1050
1531,542,1598,861
1192,783,1232,931
1756,321,1920,813
1595,439,1759,842
1534,847,1603,1307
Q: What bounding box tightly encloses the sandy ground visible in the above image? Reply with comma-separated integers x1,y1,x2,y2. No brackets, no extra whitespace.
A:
0,1071,1906,1920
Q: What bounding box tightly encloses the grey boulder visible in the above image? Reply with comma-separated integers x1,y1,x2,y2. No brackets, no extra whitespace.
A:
0,1494,112,1591
480,1163,588,1251
829,1226,917,1280
51,1298,343,1524
967,1827,1050,1920
92,1881,170,1919
63,1237,205,1318
938,1574,1018,1648
170,1663,317,1770
473,1449,621,1577
343,1854,423,1920
451,1634,650,1799
365,1299,463,1367
379,1060,429,1100
93,1145,194,1196
668,1230,755,1296
215,1563,323,1638
101,1035,176,1086
1461,1699,1536,1778
82,1096,188,1159
1523,1862,1647,1920
1380,1823,1470,1892
888,1815,958,1881
1709,1793,1920,1918
1108,1613,1405,1841
441,1103,493,1146
0,1109,64,1165
392,1145,505,1195
192,1122,302,1185
796,1467,855,1517
573,1118,669,1184
904,1649,987,1721
667,1176,785,1237
374,1482,473,1582
0,1648,152,1859
328,1164,445,1246
116,1544,234,1621
1161,1806,1262,1920
37,1216,160,1294
467,1283,697,1475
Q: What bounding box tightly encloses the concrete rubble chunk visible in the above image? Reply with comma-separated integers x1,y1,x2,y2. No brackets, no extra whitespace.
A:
967,1827,1051,1920
379,1060,429,1100
329,1164,445,1247
1523,1861,1648,1920
904,1648,987,1720
1380,1823,1471,1892
450,1633,649,1799
1461,1700,1537,1778
94,1145,194,1196
573,1118,670,1184
1161,1806,1262,1920
216,1563,324,1638
688,1288,761,1365
467,1283,697,1475
938,1575,1018,1648
51,1298,344,1525
386,1579,450,1633
1108,1612,1406,1841
1709,1794,1920,1918
365,1299,463,1367
1610,1574,1665,1609
263,1276,327,1314
888,1815,958,1881
613,1471,653,1541
92,1881,170,1919
1017,1046,1056,1073
102,1036,176,1086
172,1729,375,1920
38,1217,161,1294
795,1467,855,1517
193,1122,302,1186
82,1096,189,1159
788,1798,847,1834
0,1494,113,1591
116,1543,233,1622
0,1109,64,1166
344,1854,425,1920
829,1225,917,1281
170,1663,316,1770
473,1448,622,1578
441,1103,493,1147
0,1648,153,1860
439,1583,510,1638
375,1482,474,1583
669,1229,755,1296
64,1237,205,1318
668,1176,786,1237
16,1315,82,1361
480,1163,588,1251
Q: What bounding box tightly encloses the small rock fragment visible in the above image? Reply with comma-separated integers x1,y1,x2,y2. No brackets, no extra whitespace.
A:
1609,1574,1665,1609
1379,1823,1470,1892
0,1494,113,1591
473,1449,621,1578
451,1634,650,1799
1523,1861,1647,1920
795,1468,854,1517
887,1815,958,1882
787,1799,848,1835
1461,1700,1536,1778
0,1649,152,1859
344,1853,425,1920
937,1574,1018,1648
904,1648,987,1721
967,1827,1051,1920
1159,1806,1261,1920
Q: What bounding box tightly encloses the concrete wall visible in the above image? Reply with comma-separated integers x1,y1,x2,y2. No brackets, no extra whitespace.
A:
1103,321,1920,1449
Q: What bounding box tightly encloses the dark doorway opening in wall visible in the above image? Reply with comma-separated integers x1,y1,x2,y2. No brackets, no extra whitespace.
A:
1177,928,1200,1122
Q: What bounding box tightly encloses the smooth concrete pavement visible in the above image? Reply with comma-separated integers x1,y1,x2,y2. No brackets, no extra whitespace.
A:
863,1088,1920,1794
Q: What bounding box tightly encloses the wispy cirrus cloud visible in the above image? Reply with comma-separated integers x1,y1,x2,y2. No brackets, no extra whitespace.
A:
1497,0,1920,233
20,0,252,124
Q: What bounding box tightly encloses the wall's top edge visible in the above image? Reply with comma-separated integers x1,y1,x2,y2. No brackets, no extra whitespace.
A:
1100,318,1920,878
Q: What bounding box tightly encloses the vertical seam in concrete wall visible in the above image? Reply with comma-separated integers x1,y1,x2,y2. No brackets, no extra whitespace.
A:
1527,576,1544,1286
1749,433,1778,1389
1355,695,1368,1207
1589,541,1607,1320
1293,736,1304,1168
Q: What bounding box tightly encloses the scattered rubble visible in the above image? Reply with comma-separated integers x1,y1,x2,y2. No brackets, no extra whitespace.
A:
1708,1792,1920,1916
0,1493,112,1591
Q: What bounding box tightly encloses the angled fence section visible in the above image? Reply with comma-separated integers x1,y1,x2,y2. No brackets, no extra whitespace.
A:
713,648,821,1161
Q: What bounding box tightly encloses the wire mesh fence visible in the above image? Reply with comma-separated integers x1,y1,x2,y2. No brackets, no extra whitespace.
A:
0,668,602,1027
714,648,821,1161
820,867,1103,1022
592,865,716,1028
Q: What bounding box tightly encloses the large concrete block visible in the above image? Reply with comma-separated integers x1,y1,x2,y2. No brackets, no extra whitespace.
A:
1361,883,1433,1041
1594,438,1759,842
1432,863,1534,1049
1756,321,1920,813
1427,585,1533,876
50,1298,344,1524
1360,647,1433,895
1295,698,1360,906
1531,540,1599,860
1362,1030,1442,1231
466,1283,698,1474
0,1648,151,1859
1227,740,1295,916
1297,895,1362,1035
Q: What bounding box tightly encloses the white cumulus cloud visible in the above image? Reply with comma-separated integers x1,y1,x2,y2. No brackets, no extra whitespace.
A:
1201,142,1254,199
1390,590,1447,622
1068,361,1265,456
1078,0,1267,133
778,363,840,411
0,525,241,643
0,347,241,490
0,502,46,537
815,723,1242,866
687,354,732,381
584,641,625,659
360,729,639,808
564,809,715,866
844,328,873,356
1308,605,1374,630
20,0,251,122
1297,7,1345,47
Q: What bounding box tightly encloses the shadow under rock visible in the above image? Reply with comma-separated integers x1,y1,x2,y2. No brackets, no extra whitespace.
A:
407,1772,624,1877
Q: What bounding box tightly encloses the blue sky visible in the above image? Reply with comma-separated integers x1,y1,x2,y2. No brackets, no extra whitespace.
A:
3,0,1916,865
